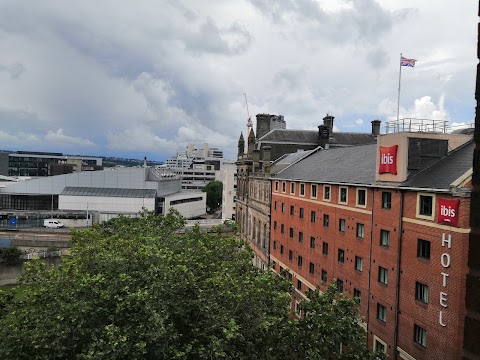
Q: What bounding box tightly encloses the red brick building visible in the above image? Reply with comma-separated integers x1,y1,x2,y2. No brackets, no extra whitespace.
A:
270,128,473,359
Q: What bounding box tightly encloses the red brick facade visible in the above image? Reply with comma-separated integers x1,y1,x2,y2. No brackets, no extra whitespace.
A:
270,180,470,359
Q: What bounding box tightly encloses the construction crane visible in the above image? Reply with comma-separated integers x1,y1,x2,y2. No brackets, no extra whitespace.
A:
244,93,253,131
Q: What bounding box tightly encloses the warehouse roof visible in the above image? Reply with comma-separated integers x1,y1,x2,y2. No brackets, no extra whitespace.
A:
61,187,157,198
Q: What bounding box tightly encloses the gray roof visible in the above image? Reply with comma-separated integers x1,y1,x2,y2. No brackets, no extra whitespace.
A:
258,129,376,146
272,141,474,191
61,187,157,198
273,144,377,185
270,149,318,174
402,141,474,190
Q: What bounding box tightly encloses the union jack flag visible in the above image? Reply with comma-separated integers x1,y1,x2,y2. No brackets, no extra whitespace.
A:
401,56,416,67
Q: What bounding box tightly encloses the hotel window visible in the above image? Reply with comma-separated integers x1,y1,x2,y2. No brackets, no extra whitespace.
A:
298,255,303,268
356,188,366,207
356,223,364,239
281,203,285,213
297,280,302,291
289,227,294,238
382,192,391,209
299,207,304,219
273,240,277,250
355,256,363,272
338,249,345,264
309,262,315,275
288,273,292,281
377,303,387,322
353,288,361,304
323,185,331,201
322,242,329,255
300,183,305,196
295,301,302,318
337,279,344,292
280,245,284,255
321,270,327,282
311,210,316,223
414,324,427,348
339,187,348,204
339,218,346,232
273,221,277,230
417,193,435,220
374,338,386,354
298,231,303,243
281,224,285,234
275,181,279,192
282,181,286,193
417,239,431,260
289,250,293,261
380,230,390,247
379,267,388,285
419,195,433,216
290,205,295,216
311,184,317,198
323,214,329,227
310,237,315,249
290,182,295,194
415,282,429,304
274,201,277,211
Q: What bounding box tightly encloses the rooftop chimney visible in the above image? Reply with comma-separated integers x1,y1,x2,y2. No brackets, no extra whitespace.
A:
253,149,260,173
323,115,335,136
262,146,271,174
371,119,381,136
318,125,330,149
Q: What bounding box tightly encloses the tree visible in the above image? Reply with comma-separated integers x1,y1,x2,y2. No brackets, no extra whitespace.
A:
291,283,384,360
202,180,223,212
0,210,382,359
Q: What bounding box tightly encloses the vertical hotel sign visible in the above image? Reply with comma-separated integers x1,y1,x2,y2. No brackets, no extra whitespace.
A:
378,145,398,175
437,199,459,327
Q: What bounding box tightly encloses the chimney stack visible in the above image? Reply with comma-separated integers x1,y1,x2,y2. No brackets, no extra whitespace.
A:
371,119,381,136
263,146,271,174
253,149,260,173
318,125,330,149
323,114,335,136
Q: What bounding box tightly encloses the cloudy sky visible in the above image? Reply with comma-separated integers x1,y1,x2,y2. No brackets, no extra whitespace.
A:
0,1,476,161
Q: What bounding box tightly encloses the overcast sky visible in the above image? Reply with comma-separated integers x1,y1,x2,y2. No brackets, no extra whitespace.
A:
0,0,476,161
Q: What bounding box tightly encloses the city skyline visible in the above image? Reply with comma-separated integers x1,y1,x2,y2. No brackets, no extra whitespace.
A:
0,0,475,161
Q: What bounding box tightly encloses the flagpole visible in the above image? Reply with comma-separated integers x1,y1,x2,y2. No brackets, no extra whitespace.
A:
397,53,402,127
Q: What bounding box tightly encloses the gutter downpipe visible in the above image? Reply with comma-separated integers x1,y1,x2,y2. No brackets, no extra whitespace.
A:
366,188,375,348
393,190,405,359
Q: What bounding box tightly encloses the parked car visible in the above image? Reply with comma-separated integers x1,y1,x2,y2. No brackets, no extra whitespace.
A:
43,219,64,228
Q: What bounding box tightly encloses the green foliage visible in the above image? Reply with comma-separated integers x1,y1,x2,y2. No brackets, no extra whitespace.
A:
202,180,223,211
292,282,386,360
0,210,380,360
0,246,22,265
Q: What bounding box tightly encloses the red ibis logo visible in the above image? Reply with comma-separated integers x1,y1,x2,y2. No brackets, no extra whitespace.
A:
378,145,398,175
438,199,460,227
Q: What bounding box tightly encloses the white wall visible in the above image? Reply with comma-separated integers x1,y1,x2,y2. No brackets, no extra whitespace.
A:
164,192,206,219
59,195,155,213
221,162,237,220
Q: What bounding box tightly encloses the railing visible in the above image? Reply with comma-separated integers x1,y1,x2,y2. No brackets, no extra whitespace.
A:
385,118,449,134
20,249,67,260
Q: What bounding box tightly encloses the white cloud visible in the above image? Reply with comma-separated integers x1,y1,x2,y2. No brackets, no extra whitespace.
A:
355,118,364,125
0,0,475,160
45,129,95,147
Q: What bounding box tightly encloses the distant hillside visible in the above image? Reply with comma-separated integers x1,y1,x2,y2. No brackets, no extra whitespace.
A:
101,157,164,167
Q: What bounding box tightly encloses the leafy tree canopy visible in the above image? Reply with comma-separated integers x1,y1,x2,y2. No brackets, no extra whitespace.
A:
0,210,383,360
202,180,223,211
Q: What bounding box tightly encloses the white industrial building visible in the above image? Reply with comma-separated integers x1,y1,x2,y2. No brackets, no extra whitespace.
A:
0,167,206,226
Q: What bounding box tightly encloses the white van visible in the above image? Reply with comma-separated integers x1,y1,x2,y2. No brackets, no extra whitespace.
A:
43,219,64,228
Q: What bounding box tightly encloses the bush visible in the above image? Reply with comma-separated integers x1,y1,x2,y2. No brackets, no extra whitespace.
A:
0,247,22,265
